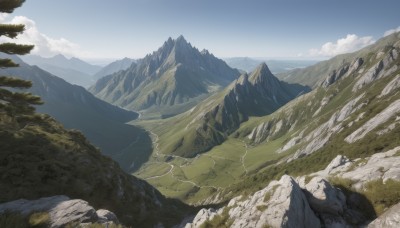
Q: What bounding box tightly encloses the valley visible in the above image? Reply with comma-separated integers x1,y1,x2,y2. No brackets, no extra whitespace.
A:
1,1,400,226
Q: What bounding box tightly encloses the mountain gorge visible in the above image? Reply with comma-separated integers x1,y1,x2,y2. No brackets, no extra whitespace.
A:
90,36,241,118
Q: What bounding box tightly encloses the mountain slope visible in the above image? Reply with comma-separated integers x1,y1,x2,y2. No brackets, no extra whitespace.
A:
139,63,309,158
94,57,136,80
90,36,241,117
0,112,191,227
0,55,150,172
277,33,400,88
22,54,101,87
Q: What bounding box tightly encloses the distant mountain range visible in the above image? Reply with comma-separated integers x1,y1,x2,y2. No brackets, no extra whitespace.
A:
22,54,101,88
90,36,241,118
0,54,153,172
224,57,318,74
94,57,136,80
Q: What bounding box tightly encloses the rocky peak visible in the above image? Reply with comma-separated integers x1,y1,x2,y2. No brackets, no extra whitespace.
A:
249,62,274,84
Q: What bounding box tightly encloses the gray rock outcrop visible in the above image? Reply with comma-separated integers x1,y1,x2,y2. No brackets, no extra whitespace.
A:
353,48,398,92
379,74,400,98
0,195,119,227
185,175,321,228
345,99,400,143
368,202,400,228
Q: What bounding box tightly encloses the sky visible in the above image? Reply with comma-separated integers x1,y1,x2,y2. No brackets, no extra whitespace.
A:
2,0,400,63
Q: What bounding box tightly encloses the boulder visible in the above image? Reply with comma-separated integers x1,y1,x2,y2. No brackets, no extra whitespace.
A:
304,177,346,215
368,203,400,228
0,195,119,227
96,209,119,224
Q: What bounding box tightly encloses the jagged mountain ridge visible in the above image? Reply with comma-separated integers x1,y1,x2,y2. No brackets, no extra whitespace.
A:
0,55,152,172
89,36,241,117
147,62,309,158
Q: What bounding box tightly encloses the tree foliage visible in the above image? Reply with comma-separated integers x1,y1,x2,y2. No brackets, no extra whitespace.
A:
0,0,42,118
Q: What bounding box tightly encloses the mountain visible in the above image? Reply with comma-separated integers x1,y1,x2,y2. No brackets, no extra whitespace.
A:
277,33,400,88
22,54,102,87
224,57,318,74
90,36,241,118
0,110,191,227
94,57,136,80
0,55,151,172
135,32,400,207
141,63,309,158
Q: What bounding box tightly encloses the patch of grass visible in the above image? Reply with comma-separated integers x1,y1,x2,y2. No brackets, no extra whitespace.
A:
256,205,267,212
264,185,279,203
363,179,400,215
200,207,233,228
28,212,49,227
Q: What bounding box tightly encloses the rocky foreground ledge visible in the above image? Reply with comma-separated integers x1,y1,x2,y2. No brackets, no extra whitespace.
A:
0,195,119,227
183,146,400,228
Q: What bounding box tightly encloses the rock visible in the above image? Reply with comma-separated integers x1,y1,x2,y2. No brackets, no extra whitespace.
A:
379,74,400,98
184,208,218,228
322,155,353,175
368,202,400,228
321,64,350,88
304,177,346,215
96,209,119,224
0,195,120,227
353,48,398,92
341,146,400,189
227,175,320,228
248,121,273,144
289,93,365,161
0,195,69,216
49,199,98,227
345,99,400,143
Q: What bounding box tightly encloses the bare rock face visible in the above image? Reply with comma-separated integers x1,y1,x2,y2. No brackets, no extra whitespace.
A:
184,208,218,228
379,74,400,98
0,195,119,227
345,99,400,143
353,48,398,92
341,146,400,190
368,203,400,228
185,175,321,228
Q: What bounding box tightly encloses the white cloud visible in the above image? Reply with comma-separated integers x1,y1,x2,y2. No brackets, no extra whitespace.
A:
308,34,375,57
0,13,9,22
0,16,91,58
384,26,400,37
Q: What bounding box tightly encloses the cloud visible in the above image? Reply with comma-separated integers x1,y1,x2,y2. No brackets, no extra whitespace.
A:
0,16,91,58
308,34,375,57
384,26,400,37
0,13,8,22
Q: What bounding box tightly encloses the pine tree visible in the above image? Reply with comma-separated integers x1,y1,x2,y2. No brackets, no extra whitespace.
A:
0,0,43,118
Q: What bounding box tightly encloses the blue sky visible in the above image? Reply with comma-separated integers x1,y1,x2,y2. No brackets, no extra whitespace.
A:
3,0,400,62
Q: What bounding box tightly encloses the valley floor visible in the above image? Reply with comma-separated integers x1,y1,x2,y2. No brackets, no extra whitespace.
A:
133,123,289,204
